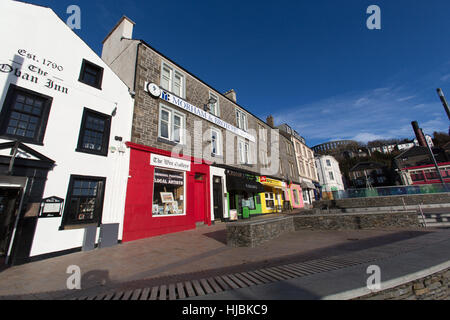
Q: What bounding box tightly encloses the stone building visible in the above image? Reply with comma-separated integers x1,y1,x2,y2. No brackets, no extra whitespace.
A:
102,17,303,241
277,123,319,207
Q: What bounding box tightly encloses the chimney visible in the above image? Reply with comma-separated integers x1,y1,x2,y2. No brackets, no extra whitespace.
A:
224,89,237,103
101,16,135,64
411,121,427,147
266,115,274,127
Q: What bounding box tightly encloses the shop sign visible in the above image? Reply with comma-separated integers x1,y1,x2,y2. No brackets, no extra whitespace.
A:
39,196,64,217
145,82,255,142
154,169,184,186
150,153,190,171
259,177,287,188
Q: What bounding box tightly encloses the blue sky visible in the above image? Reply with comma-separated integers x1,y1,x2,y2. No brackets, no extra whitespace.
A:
20,0,450,146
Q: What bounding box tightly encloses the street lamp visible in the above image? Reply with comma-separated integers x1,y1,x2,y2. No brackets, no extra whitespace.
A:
204,97,217,112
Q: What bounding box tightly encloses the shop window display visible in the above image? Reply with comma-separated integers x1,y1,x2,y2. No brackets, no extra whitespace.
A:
152,168,185,216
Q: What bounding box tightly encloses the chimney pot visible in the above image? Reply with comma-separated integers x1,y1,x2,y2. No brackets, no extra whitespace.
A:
266,115,274,127
224,89,237,102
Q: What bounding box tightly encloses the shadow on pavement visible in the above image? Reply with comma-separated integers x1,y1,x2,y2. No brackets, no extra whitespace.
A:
0,229,433,300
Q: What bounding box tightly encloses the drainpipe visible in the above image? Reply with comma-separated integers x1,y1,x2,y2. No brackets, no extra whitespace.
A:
133,41,143,94
8,140,20,175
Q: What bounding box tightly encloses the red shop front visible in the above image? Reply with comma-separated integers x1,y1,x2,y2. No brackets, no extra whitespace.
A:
123,142,211,242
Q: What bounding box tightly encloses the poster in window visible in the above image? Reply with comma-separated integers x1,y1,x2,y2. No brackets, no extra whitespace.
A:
160,192,174,203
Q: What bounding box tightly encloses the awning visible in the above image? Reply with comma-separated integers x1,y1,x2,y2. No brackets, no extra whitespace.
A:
300,181,316,189
226,175,265,193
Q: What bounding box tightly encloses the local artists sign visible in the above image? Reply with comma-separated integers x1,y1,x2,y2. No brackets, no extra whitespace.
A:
145,82,256,142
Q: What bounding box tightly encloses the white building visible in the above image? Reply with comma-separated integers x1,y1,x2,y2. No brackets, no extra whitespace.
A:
0,1,134,265
315,155,345,192
414,134,434,148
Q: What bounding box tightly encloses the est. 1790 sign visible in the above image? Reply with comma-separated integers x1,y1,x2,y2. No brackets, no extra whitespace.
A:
0,49,69,95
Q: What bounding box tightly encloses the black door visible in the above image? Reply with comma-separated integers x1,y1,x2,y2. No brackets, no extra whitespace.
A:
0,188,20,260
212,176,224,220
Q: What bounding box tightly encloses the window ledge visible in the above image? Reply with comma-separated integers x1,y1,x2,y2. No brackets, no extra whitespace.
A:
59,222,98,231
75,148,108,157
157,137,185,147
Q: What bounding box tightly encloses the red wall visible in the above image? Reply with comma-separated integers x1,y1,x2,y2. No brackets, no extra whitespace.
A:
123,143,211,242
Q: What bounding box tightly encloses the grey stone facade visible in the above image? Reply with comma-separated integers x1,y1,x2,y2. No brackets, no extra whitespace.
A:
130,41,283,176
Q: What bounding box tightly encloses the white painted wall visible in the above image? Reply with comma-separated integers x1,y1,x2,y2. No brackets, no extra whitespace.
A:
315,155,345,192
0,1,134,257
209,166,228,221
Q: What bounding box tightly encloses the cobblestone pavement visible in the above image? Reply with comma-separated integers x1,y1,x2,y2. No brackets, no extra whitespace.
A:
0,220,441,300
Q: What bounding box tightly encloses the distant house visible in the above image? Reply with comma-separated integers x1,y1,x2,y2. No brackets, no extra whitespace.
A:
395,146,450,185
349,162,390,188
315,155,345,192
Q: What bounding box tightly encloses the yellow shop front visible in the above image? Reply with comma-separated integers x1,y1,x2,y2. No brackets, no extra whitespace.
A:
258,177,287,213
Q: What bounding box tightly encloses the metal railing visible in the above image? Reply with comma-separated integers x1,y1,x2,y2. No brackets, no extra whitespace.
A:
329,184,450,200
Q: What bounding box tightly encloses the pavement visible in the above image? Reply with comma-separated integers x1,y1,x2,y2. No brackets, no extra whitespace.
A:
189,229,450,300
0,213,447,299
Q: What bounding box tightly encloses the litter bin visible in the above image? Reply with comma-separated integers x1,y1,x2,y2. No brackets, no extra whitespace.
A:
242,206,250,219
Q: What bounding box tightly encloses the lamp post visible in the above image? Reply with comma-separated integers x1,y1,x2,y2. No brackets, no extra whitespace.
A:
204,97,217,113
420,127,448,191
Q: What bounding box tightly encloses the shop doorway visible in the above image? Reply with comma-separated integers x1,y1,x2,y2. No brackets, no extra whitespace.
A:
0,188,21,262
212,176,224,221
194,173,207,223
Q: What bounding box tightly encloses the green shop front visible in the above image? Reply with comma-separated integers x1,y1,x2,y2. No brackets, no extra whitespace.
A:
225,169,265,220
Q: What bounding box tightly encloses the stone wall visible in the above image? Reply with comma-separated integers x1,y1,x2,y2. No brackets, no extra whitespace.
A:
355,267,450,300
227,211,419,247
227,216,294,247
293,211,420,231
314,193,450,209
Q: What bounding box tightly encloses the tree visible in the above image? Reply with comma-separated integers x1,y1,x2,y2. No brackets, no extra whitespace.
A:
433,132,450,147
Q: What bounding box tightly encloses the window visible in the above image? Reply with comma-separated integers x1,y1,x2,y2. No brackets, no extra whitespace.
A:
0,85,52,145
209,92,220,117
326,159,331,166
259,125,267,142
289,162,295,177
238,139,250,164
293,189,300,206
286,142,291,155
260,151,269,167
328,172,334,181
79,59,104,89
152,168,185,216
235,109,247,131
211,128,222,156
265,192,275,209
160,63,185,98
158,104,185,144
76,108,111,156
242,195,255,210
61,175,106,228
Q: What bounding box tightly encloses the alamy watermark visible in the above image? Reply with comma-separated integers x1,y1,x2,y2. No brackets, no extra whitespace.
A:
366,265,381,291
366,5,381,30
66,265,81,290
66,5,81,30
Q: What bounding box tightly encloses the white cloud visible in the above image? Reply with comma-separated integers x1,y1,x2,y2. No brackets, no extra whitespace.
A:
351,132,387,143
397,95,416,102
272,85,448,146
